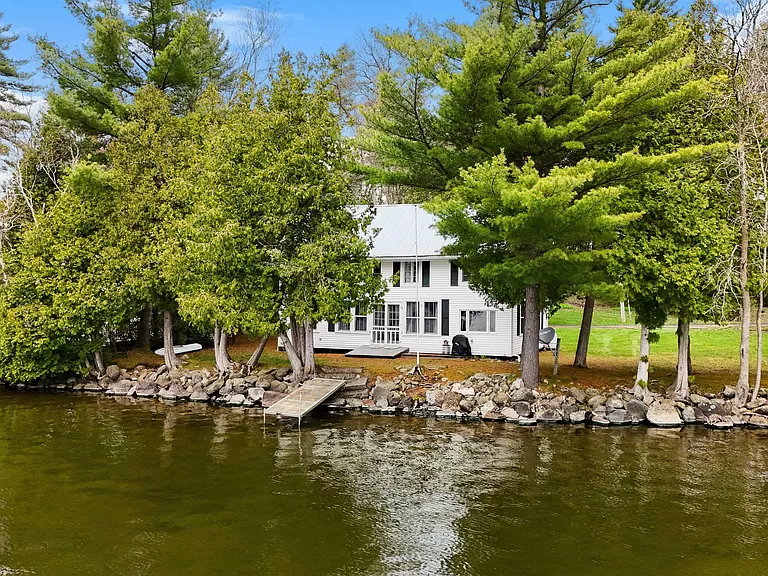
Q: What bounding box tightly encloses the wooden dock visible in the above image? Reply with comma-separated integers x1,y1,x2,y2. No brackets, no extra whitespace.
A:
265,378,347,419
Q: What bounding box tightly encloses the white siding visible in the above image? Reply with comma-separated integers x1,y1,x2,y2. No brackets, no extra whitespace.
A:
314,258,526,358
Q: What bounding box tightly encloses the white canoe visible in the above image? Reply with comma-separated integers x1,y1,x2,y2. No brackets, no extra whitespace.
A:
154,343,203,356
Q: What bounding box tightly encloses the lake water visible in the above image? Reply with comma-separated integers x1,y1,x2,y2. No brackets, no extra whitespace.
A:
0,389,767,576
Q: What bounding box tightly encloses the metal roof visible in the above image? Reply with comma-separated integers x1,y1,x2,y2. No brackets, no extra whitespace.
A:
357,204,447,259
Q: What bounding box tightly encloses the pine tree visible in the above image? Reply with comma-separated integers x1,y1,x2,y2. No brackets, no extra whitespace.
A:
35,0,235,137
0,13,36,162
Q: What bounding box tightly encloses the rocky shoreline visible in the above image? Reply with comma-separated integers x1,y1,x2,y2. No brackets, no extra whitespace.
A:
7,364,768,430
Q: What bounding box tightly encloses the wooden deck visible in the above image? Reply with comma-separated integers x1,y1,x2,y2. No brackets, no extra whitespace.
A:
265,378,347,419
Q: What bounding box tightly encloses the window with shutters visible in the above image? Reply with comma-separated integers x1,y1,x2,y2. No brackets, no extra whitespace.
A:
406,302,419,333
423,302,438,334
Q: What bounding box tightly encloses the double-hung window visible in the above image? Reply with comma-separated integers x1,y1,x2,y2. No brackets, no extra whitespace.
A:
402,261,418,283
423,302,438,334
406,302,419,333
460,310,497,333
337,320,351,331
354,307,368,331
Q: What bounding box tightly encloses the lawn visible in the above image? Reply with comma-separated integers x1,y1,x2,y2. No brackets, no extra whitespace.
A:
549,303,632,326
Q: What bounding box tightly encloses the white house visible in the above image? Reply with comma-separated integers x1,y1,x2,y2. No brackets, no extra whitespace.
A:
312,204,547,358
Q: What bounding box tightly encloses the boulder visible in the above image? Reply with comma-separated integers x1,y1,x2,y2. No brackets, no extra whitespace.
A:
706,414,734,429
625,399,648,421
479,401,499,417
501,407,520,421
510,378,525,391
682,406,697,423
442,392,462,412
271,382,289,394
227,394,246,406
459,398,475,413
106,365,121,381
605,396,624,410
536,409,562,423
570,388,587,404
689,393,709,405
375,378,399,392
230,378,247,394
745,414,768,428
722,385,736,399
107,379,133,396
371,385,391,408
205,379,225,396
746,398,768,410
607,409,632,425
397,395,415,411
247,387,265,403
274,367,292,380
157,387,177,400
509,388,536,403
457,387,476,397
588,395,606,409
699,402,728,418
512,401,532,418
569,410,587,424
492,392,509,407
168,382,189,399
591,414,611,426
343,377,369,391
83,381,104,392
426,389,446,407
135,382,157,397
646,404,682,427
190,386,210,402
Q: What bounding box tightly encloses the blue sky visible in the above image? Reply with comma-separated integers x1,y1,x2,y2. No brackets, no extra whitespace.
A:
5,0,626,94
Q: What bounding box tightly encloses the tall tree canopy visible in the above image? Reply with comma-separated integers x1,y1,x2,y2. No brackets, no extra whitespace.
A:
0,13,36,161
36,0,235,137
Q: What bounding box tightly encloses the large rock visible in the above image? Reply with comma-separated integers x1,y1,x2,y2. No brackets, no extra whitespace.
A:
134,381,157,397
588,395,606,409
536,409,562,423
479,400,498,417
205,379,225,396
569,410,587,424
745,414,768,428
426,389,446,407
190,386,210,402
227,394,246,406
646,404,682,427
441,392,462,412
459,398,475,413
689,393,709,405
570,388,587,404
722,385,736,399
626,399,648,422
491,392,509,407
607,409,632,425
501,407,520,421
247,387,265,403
106,365,121,381
371,385,391,408
509,388,536,403
397,395,415,411
107,379,133,396
605,396,624,410
699,402,728,418
512,401,532,418
168,382,189,399
230,378,247,394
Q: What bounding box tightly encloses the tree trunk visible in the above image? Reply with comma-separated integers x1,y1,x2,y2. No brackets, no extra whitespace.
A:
93,348,106,377
246,336,269,372
753,289,764,403
304,319,316,378
673,317,690,399
163,310,181,370
634,324,650,397
138,306,152,349
280,330,304,382
214,324,233,374
736,135,751,407
289,316,304,365
687,332,692,374
573,295,594,368
521,285,540,389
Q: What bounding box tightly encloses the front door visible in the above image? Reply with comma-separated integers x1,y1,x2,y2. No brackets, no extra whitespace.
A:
372,304,401,345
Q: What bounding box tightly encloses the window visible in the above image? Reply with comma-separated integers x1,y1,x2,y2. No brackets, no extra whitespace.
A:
355,307,368,331
424,302,438,334
327,319,335,332
461,310,497,333
374,306,385,328
402,261,418,283
516,306,525,337
461,268,468,282
406,302,419,333
337,320,350,331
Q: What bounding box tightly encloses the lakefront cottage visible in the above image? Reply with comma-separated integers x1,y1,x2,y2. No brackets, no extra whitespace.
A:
313,204,547,358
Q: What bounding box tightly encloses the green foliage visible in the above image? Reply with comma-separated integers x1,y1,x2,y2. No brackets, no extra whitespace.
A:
166,54,387,338
0,164,132,381
36,0,235,136
0,13,36,160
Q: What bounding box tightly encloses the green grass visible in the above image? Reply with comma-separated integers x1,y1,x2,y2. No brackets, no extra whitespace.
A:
549,303,632,326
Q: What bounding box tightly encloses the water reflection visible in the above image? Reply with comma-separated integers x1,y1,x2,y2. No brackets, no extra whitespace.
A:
0,391,768,576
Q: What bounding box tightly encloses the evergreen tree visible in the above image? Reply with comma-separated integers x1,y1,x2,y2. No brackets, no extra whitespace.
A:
35,0,235,137
0,13,36,162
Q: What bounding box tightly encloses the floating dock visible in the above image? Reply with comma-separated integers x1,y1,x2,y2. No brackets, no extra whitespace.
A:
265,378,347,419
